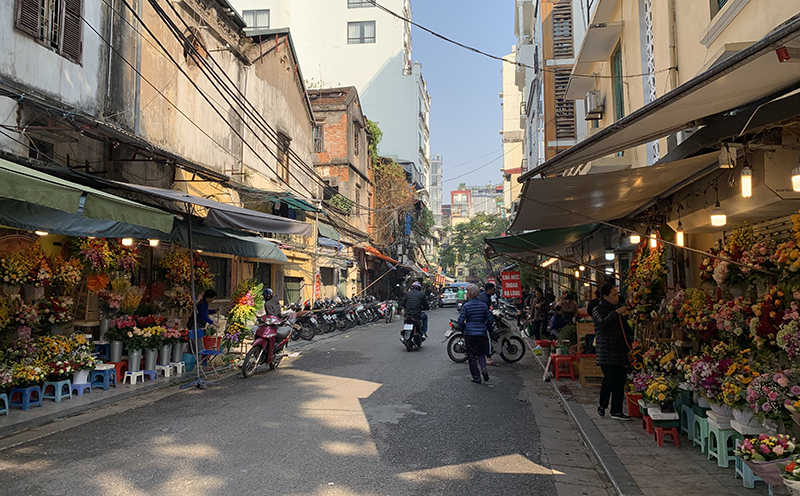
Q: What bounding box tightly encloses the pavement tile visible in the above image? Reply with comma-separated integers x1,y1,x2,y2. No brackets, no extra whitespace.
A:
555,481,614,496
545,449,596,469
548,464,610,488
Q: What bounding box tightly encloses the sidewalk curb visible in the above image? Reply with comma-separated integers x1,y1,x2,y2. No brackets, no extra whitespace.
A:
530,346,644,496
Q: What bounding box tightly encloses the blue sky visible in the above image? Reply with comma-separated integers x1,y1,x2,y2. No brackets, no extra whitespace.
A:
409,1,517,201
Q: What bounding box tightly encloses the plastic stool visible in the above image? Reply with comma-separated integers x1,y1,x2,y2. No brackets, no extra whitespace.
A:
123,370,145,385
109,361,128,381
72,382,91,396
90,367,116,391
552,355,578,381
170,362,185,375
693,416,709,453
0,393,8,415
142,370,157,381
94,342,110,361
680,403,695,439
155,364,172,378
9,386,43,410
735,439,764,489
42,379,72,402
654,426,680,447
642,414,654,435
708,422,740,468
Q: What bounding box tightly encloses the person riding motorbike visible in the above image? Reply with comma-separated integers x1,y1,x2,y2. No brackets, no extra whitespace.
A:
264,288,282,317
403,281,429,339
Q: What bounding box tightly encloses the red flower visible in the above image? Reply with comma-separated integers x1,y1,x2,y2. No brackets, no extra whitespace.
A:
786,461,797,473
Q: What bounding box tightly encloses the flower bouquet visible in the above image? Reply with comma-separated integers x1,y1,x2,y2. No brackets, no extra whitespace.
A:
690,354,733,405
12,299,39,327
720,354,761,412
736,434,800,487
96,289,123,319
37,296,74,330
165,287,193,313
46,360,74,380
778,457,800,494
50,255,83,290
0,249,34,286
11,361,49,388
0,367,13,392
35,335,73,362
746,369,800,422
643,375,678,408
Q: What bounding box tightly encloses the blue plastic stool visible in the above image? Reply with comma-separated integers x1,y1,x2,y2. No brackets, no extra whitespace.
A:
142,370,157,381
0,393,8,415
42,379,72,402
707,422,740,468
692,416,709,453
9,386,43,410
72,383,91,396
680,403,695,439
94,343,110,361
90,368,116,391
734,438,764,489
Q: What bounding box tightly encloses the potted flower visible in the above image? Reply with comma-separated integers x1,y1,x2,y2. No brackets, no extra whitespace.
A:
164,327,184,363
46,361,73,381
68,333,97,384
11,361,49,389
626,372,653,418
121,327,148,372
203,324,221,352
746,369,799,423
721,353,762,427
643,375,678,411
37,296,74,334
735,434,800,488
108,315,137,362
141,325,167,370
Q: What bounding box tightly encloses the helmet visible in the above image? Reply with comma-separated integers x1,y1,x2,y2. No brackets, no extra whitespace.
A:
264,288,274,298
412,281,422,289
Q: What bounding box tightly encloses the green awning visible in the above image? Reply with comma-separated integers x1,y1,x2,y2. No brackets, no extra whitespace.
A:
268,196,318,212
486,224,600,255
171,222,288,262
318,223,340,241
0,158,174,233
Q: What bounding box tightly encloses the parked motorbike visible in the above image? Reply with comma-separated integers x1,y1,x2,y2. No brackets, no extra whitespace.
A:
400,314,424,352
444,311,526,363
242,315,292,378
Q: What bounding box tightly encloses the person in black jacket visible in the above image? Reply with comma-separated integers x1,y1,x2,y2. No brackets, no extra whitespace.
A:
403,281,429,337
592,283,633,420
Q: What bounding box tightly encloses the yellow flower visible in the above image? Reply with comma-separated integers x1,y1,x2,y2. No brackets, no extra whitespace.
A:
659,384,667,391
658,394,666,401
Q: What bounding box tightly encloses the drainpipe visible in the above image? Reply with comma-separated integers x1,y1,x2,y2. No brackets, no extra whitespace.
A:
667,0,679,90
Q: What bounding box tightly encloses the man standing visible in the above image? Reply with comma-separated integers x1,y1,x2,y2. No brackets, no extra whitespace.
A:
403,281,429,338
477,283,496,308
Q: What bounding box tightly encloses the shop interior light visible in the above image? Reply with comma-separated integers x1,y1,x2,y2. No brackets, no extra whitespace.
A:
793,159,800,192
121,238,134,246
676,222,685,247
196,249,203,253
34,231,48,236
649,232,658,249
711,202,727,227
583,282,590,287
579,265,585,271
149,239,159,247
605,266,614,274
629,233,641,244
605,251,615,261
740,163,753,198
541,257,558,267
574,270,580,278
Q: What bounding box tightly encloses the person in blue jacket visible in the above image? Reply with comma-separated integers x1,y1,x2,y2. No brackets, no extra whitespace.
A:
548,305,567,339
188,289,217,330
457,284,494,384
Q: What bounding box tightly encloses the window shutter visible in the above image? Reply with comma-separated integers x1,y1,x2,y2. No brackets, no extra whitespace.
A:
61,0,83,64
15,0,43,39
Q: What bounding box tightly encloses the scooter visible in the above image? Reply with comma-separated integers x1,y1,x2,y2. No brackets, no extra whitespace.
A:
242,315,292,378
444,311,526,364
400,314,424,352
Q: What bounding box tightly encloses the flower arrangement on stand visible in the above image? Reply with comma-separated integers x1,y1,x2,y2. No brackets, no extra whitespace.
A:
36,296,74,331
642,375,678,410
625,241,667,339
12,299,38,328
223,279,264,354
50,255,83,291
158,249,215,289
11,361,49,388
736,434,800,489
746,369,800,422
75,238,118,274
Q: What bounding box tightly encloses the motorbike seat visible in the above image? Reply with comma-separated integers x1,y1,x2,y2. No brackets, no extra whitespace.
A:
276,326,292,341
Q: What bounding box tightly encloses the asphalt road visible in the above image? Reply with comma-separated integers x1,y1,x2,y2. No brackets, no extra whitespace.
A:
0,307,558,496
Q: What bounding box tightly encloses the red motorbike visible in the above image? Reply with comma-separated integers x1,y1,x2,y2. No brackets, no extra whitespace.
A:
241,315,292,378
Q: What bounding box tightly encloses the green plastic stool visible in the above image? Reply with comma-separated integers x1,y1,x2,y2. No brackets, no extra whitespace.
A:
692,416,709,453
680,403,695,439
707,422,741,468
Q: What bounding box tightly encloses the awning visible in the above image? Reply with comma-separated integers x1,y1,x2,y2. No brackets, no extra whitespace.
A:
269,196,318,212
510,152,719,232
486,224,601,256
0,158,174,233
318,223,340,241
171,222,287,262
318,237,342,248
522,14,800,178
116,183,313,236
361,244,399,265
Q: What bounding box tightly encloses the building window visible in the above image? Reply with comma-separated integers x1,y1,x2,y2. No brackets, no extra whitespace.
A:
277,132,291,183
283,276,303,305
15,0,83,64
242,9,269,28
717,0,729,9
353,127,360,157
551,1,573,58
355,188,361,214
201,256,231,297
348,0,374,8
313,124,324,153
611,44,625,121
348,21,376,44
553,68,576,140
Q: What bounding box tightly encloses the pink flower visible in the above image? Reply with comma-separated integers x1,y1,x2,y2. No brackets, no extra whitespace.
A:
769,392,779,401
791,386,800,396
778,377,789,387
761,445,772,455
763,403,773,412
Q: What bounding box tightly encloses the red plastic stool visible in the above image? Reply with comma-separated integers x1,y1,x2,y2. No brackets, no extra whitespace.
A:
642,415,654,435
654,427,680,447
109,361,128,382
552,355,578,380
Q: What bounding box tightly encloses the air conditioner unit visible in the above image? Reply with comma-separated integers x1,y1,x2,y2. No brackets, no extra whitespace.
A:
585,90,604,120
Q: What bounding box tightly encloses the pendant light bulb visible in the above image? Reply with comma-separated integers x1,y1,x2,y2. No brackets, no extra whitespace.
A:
740,165,752,198
574,270,580,278
605,251,615,261
676,222,685,247
793,164,800,192
649,232,658,249
34,231,48,236
121,238,134,246
629,233,641,244
579,265,585,271
710,202,727,227
149,239,159,247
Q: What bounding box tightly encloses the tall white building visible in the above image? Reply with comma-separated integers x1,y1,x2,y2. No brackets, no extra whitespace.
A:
232,0,431,197
500,49,526,219
430,154,443,226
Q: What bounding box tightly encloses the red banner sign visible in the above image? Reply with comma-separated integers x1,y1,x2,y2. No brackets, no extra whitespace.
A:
488,277,497,286
501,271,521,298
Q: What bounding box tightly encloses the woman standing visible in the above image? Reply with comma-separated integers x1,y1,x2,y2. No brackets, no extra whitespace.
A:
592,283,632,420
528,287,549,339
457,284,494,384
188,289,217,330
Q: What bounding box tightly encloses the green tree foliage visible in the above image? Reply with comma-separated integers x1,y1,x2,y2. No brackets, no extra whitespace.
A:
439,213,508,281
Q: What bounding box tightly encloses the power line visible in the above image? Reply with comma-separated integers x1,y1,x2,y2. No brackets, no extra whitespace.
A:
442,143,522,184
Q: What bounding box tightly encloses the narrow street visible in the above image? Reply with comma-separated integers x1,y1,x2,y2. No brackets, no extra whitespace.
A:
0,308,588,496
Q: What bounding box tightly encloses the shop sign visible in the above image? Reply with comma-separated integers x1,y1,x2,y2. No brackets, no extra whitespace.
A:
501,271,521,298
314,271,321,299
